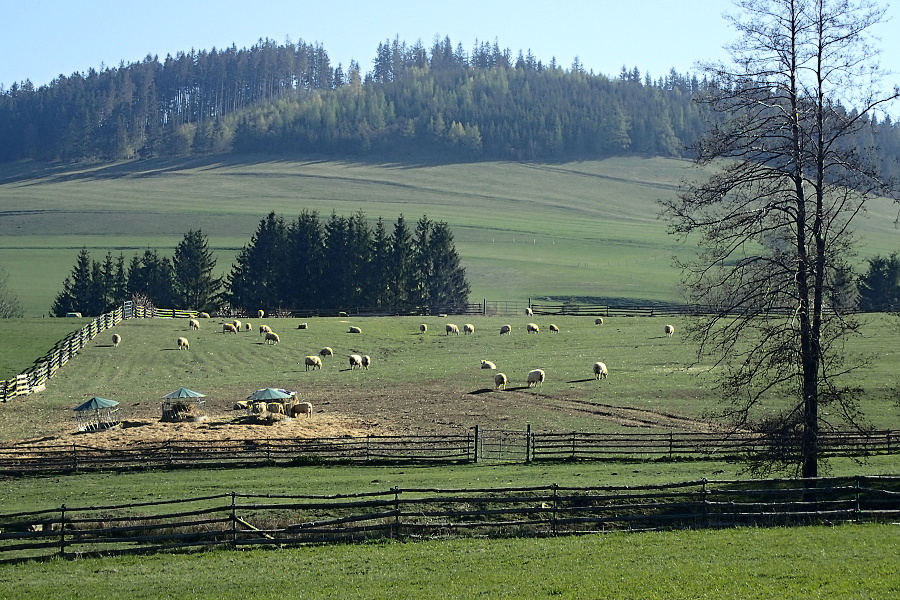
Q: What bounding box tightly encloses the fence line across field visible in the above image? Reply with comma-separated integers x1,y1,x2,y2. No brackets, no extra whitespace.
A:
2,475,898,563
1,428,897,474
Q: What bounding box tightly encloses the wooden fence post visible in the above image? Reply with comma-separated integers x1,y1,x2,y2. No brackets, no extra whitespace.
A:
72,443,77,471
474,425,480,463
525,424,532,464
669,432,674,459
58,504,67,558
230,492,237,546
392,487,401,540
551,484,559,535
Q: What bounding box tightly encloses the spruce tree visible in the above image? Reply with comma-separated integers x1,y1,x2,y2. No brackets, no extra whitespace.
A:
173,229,222,311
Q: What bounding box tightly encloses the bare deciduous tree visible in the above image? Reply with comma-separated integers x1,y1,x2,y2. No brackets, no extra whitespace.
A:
663,0,899,477
0,265,23,318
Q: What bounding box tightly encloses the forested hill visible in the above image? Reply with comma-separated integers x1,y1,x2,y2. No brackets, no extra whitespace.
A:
1,36,899,170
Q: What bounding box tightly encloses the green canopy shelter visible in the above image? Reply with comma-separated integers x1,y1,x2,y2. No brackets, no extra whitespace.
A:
74,397,120,432
161,388,207,422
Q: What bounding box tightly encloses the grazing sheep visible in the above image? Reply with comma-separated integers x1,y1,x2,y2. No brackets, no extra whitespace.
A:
244,322,252,331
233,400,252,410
291,401,313,418
494,372,508,390
259,324,272,336
481,360,497,370
199,312,211,319
264,331,280,345
305,355,323,371
526,307,534,316
232,320,242,331
297,322,309,329
111,333,121,347
664,324,675,337
251,402,267,414
349,354,363,369
258,309,265,319
595,317,604,325
526,369,545,387
177,337,190,350
189,319,200,330
526,323,540,334
593,362,609,380
348,326,362,334
463,324,475,334
499,324,512,335
361,355,372,369
549,324,560,333
319,347,334,358
266,402,285,415
446,323,460,335
223,323,237,334
420,323,427,333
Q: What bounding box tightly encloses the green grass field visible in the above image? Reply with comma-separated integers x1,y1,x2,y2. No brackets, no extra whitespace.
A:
2,156,900,592
3,155,900,316
1,524,897,598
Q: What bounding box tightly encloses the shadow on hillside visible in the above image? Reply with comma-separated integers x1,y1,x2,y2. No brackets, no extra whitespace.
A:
468,388,494,395
566,378,596,384
1,152,487,187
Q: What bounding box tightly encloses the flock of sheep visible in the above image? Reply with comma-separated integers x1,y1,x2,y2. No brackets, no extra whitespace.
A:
105,308,677,419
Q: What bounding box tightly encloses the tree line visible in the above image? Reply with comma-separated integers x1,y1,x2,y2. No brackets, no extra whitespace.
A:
4,35,898,177
50,212,470,316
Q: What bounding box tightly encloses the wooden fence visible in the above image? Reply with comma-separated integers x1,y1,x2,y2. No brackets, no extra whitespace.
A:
1,429,897,475
2,475,898,563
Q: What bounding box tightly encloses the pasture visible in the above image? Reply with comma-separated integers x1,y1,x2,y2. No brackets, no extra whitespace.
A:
1,524,897,598
3,155,900,316
2,312,899,447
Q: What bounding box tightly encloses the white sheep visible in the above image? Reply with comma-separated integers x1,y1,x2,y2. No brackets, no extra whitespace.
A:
199,312,211,319
319,347,334,358
595,317,604,325
111,333,121,347
232,319,242,331
189,319,200,330
361,355,372,369
463,324,475,334
305,355,323,371
525,307,533,316
259,324,272,336
446,323,460,335
258,309,265,319
526,369,545,387
297,322,309,329
420,323,427,333
291,401,313,418
593,361,609,380
664,324,675,337
264,331,280,345
526,323,540,334
244,322,252,331
349,354,363,369
549,324,560,333
494,372,508,390
233,400,252,410
177,337,190,350
223,323,238,334
499,324,512,335
267,402,285,415
481,360,497,370
348,326,362,334
251,402,267,414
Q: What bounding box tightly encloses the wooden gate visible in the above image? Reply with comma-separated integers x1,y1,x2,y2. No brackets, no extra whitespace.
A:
475,427,531,462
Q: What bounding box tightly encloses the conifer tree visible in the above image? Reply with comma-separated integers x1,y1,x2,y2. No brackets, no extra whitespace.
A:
172,229,222,311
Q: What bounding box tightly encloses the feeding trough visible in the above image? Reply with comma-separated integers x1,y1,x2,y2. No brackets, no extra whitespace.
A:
161,387,207,422
74,397,120,432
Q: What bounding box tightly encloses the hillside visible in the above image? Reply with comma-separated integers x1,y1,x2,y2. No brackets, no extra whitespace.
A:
2,155,900,316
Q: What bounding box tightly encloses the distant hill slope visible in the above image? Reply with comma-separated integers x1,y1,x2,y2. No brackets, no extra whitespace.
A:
1,155,899,316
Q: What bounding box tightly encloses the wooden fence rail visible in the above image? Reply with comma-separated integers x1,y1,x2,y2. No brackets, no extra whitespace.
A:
2,476,898,562
0,429,896,474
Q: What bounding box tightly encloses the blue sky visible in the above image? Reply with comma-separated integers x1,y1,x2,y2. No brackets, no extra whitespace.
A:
2,0,898,93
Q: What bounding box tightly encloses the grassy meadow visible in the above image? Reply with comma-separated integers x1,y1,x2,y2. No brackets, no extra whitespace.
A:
1,524,898,599
2,313,899,442
3,155,900,316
